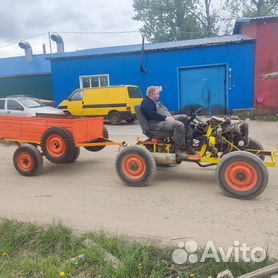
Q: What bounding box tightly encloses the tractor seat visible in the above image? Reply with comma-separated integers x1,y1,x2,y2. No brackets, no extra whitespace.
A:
135,105,173,138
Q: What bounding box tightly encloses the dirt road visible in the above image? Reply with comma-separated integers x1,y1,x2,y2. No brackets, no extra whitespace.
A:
0,120,277,257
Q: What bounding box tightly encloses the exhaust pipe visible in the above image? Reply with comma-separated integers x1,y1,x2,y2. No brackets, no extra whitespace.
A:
18,41,33,63
50,33,64,53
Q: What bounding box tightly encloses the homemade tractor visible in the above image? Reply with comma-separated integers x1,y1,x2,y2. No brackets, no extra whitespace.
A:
0,110,276,199
115,106,276,199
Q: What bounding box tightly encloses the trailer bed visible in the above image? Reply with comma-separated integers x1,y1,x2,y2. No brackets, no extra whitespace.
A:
0,115,104,144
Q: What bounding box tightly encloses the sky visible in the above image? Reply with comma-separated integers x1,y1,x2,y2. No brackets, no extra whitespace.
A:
0,0,144,58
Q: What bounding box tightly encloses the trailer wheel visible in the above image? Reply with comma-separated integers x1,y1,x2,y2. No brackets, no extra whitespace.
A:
41,127,76,163
216,151,268,199
68,147,80,163
115,145,156,187
13,144,43,176
109,111,121,125
84,127,109,152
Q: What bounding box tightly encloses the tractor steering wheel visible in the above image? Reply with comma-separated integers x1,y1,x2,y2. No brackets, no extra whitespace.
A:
189,107,202,122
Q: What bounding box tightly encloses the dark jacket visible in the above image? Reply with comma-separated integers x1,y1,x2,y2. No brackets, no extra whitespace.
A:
141,97,166,121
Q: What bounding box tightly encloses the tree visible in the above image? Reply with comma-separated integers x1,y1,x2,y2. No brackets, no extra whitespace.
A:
221,0,278,33
223,0,278,25
242,0,278,16
133,0,204,42
133,0,221,42
133,0,278,43
184,0,220,36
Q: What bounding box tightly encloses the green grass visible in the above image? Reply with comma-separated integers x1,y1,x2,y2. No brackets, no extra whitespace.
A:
0,218,276,278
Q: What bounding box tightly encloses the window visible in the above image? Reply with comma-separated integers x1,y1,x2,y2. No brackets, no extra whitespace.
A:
0,100,5,110
80,74,109,88
69,90,83,101
128,87,143,98
100,75,108,86
19,98,42,108
7,100,24,111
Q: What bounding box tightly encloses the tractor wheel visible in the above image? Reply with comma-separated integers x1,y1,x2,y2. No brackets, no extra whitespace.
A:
115,145,156,187
41,127,76,163
245,137,265,161
13,144,43,176
68,147,80,163
84,127,109,152
109,111,121,125
216,151,268,199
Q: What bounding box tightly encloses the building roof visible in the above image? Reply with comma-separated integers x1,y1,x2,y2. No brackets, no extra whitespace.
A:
0,54,51,78
48,34,254,60
233,15,278,34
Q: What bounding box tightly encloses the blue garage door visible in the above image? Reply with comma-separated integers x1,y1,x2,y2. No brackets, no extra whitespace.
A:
179,65,226,115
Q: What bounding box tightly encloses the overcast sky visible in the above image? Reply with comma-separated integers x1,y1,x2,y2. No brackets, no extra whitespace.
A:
0,0,143,58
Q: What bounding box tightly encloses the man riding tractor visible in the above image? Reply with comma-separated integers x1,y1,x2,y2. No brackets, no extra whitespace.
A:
140,86,200,160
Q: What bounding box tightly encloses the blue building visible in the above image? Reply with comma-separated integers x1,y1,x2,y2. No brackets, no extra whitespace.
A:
49,34,255,115
0,35,64,100
0,34,255,115
0,54,52,100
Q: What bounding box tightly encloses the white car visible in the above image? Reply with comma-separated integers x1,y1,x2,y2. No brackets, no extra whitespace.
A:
0,97,64,117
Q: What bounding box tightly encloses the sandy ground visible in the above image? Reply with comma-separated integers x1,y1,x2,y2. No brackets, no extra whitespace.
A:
0,120,277,257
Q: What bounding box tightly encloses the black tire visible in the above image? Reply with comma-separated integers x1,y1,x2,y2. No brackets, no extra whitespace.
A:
64,111,71,116
68,147,80,163
216,151,268,199
109,111,121,125
115,145,156,187
13,144,43,176
245,137,265,161
40,127,76,163
84,127,109,152
126,118,136,124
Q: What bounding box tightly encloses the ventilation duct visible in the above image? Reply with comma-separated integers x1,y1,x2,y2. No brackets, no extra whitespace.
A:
50,33,64,53
18,41,33,63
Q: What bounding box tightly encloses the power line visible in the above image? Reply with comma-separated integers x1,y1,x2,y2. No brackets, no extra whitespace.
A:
0,31,141,49
54,31,141,34
0,33,47,49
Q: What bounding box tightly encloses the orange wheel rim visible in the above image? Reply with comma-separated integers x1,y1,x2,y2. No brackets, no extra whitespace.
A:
17,152,33,171
46,135,66,157
224,162,258,192
121,154,146,180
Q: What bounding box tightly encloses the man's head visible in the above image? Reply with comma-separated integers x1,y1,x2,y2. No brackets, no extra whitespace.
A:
146,86,160,102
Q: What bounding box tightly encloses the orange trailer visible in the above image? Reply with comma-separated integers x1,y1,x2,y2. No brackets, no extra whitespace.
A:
0,114,120,176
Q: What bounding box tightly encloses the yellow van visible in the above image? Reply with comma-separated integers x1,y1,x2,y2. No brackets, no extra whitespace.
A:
58,85,143,124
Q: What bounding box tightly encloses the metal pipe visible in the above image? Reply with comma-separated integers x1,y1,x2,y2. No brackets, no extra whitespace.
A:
18,41,33,63
140,35,147,73
50,33,64,53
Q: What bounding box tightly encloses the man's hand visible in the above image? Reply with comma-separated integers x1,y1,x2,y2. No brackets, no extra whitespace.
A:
165,116,175,122
262,72,278,80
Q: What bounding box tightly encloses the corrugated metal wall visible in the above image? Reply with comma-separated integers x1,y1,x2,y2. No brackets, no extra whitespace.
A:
0,74,53,99
51,41,255,114
241,21,278,114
